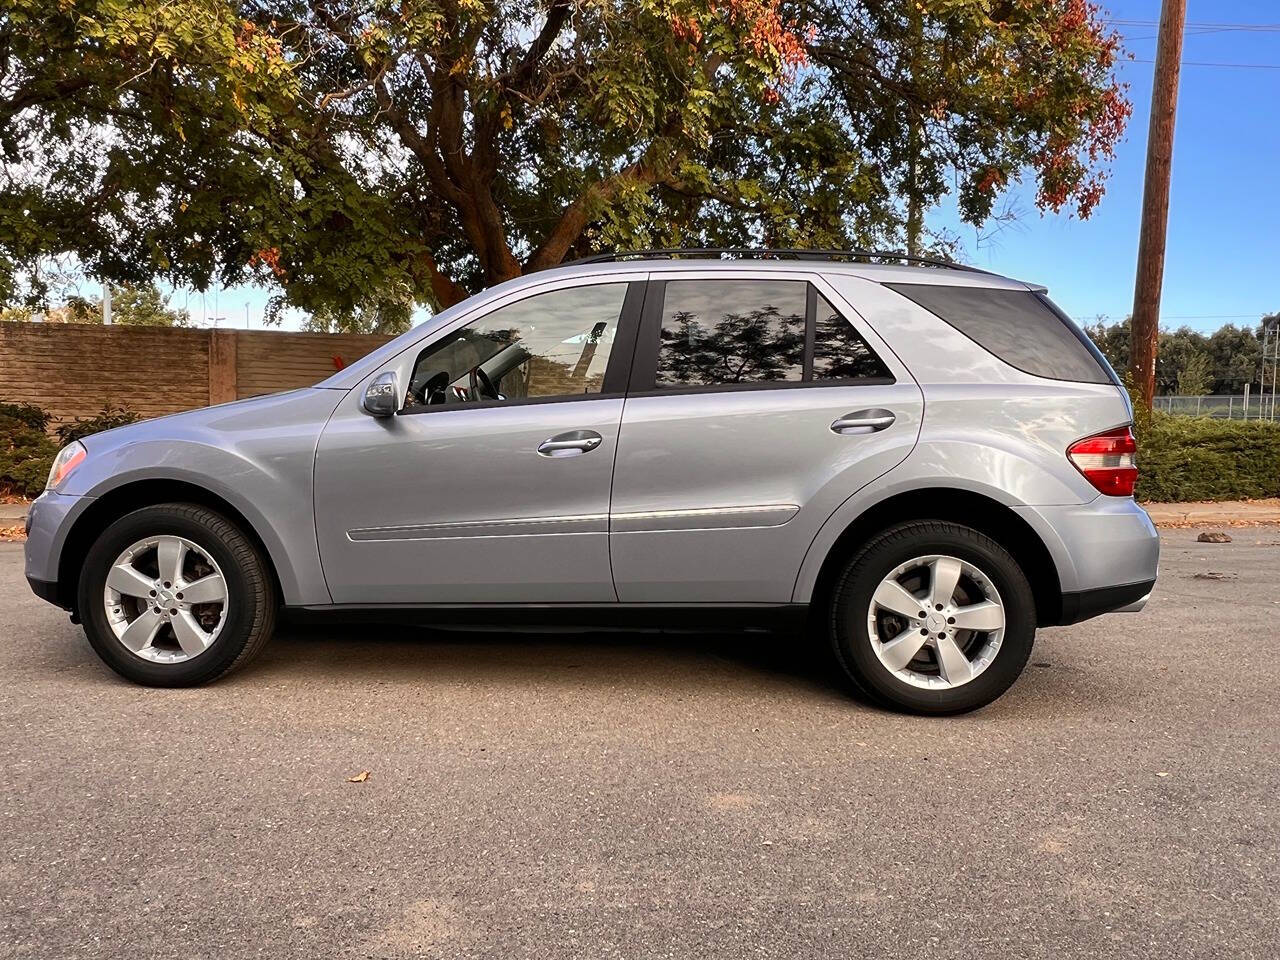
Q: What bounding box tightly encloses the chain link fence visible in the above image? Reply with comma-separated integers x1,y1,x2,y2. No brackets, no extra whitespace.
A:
1153,394,1279,420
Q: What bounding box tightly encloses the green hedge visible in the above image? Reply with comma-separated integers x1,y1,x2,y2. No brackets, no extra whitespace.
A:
1137,412,1280,502
0,402,58,497
0,402,140,497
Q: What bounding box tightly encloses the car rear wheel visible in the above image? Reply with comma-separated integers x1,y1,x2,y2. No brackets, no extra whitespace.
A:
77,503,276,686
828,520,1036,715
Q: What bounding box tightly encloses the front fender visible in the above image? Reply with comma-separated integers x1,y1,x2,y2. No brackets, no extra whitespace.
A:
56,388,344,606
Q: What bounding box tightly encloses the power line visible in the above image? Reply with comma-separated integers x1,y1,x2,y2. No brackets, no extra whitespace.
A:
1128,58,1280,69
1074,313,1268,321
1103,19,1280,31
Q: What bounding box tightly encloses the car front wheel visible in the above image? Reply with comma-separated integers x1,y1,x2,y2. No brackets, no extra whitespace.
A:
828,520,1036,715
77,503,276,686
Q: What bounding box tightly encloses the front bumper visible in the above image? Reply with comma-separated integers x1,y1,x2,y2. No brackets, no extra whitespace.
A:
26,575,61,606
23,491,92,610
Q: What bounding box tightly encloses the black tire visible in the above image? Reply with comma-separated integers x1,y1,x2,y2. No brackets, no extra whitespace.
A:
77,503,277,686
828,520,1036,715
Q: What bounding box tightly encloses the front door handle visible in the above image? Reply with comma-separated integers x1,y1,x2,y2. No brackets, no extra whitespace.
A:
537,430,603,457
830,409,895,435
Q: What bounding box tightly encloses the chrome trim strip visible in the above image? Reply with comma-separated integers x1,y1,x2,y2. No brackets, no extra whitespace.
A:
612,504,799,533
348,513,608,542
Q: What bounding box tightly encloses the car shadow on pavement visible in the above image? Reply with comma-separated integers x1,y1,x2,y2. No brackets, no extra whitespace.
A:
231,624,1122,720
243,621,855,702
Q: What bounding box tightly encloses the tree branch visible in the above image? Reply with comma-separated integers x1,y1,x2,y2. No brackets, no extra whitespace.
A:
501,0,572,94
525,158,660,271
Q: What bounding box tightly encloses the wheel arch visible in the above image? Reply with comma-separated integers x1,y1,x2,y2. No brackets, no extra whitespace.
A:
56,479,286,613
798,487,1065,627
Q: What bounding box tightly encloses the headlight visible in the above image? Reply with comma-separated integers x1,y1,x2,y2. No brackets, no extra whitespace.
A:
46,441,87,491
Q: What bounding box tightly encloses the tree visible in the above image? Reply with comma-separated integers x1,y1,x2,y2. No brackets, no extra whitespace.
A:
41,284,189,325
0,304,33,322
658,304,805,384
1084,315,1131,375
300,290,415,335
109,284,191,326
1174,350,1211,397
1086,316,1266,396
2,0,1130,322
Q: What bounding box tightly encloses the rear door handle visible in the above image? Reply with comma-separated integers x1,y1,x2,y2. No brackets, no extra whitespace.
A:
537,430,603,457
830,409,895,435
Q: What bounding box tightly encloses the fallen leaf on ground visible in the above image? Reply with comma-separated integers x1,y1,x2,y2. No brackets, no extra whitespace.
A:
1192,571,1237,581
346,770,370,783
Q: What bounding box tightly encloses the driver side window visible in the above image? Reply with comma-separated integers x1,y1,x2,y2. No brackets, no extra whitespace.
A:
404,284,629,409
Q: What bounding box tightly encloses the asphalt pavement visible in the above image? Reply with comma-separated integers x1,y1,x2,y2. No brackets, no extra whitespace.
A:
2,529,1277,959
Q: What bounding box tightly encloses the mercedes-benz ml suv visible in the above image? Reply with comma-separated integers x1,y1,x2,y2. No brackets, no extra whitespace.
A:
25,250,1158,714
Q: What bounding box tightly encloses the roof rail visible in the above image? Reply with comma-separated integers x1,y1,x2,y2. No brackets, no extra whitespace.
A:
559,247,994,275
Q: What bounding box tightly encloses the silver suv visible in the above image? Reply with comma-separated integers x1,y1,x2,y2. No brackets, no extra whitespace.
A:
24,250,1158,713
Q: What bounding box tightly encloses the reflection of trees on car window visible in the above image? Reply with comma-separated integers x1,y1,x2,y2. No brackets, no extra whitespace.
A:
658,304,805,386
812,298,891,380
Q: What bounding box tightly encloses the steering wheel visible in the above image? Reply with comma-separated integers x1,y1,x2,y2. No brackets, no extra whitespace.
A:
411,371,449,406
469,365,500,401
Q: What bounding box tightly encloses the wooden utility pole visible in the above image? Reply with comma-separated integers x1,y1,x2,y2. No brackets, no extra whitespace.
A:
1128,0,1186,409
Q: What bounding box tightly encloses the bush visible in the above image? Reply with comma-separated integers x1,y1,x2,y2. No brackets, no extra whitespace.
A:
0,402,142,497
55,406,140,445
0,402,57,497
0,400,52,432
1138,412,1280,502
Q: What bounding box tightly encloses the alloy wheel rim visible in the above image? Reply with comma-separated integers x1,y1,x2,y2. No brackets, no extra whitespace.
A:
866,554,1005,690
103,535,228,663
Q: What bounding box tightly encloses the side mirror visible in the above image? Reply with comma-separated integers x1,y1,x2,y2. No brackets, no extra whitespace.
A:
362,371,400,418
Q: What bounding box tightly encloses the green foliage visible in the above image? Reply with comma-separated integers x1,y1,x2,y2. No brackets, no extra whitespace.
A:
110,285,191,327
1175,352,1213,397
1138,413,1280,503
298,287,416,336
0,402,57,496
1087,317,1267,396
0,400,51,431
54,405,140,444
3,0,1131,317
0,401,141,495
38,285,190,326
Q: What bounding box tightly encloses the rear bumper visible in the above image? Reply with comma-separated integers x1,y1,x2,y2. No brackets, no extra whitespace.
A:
1014,497,1160,595
1056,579,1154,625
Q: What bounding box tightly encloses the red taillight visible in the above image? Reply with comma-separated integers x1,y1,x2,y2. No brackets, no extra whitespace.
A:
1067,426,1138,497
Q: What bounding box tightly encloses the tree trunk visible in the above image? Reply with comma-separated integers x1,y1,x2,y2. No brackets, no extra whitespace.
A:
905,121,922,258
1129,0,1186,410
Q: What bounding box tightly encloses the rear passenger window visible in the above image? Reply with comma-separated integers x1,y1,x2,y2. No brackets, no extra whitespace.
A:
885,283,1111,384
813,293,892,381
653,280,892,388
656,279,806,387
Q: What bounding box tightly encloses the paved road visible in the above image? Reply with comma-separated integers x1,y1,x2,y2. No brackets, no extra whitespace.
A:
2,530,1277,959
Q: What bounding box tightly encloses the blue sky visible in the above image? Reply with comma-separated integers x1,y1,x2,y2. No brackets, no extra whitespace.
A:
156,2,1280,333
933,0,1280,332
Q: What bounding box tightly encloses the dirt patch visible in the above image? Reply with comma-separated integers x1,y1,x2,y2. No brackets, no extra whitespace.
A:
369,898,458,956
1144,498,1280,528
706,792,756,811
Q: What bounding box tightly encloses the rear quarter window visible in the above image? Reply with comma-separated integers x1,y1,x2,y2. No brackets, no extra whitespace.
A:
885,283,1112,384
